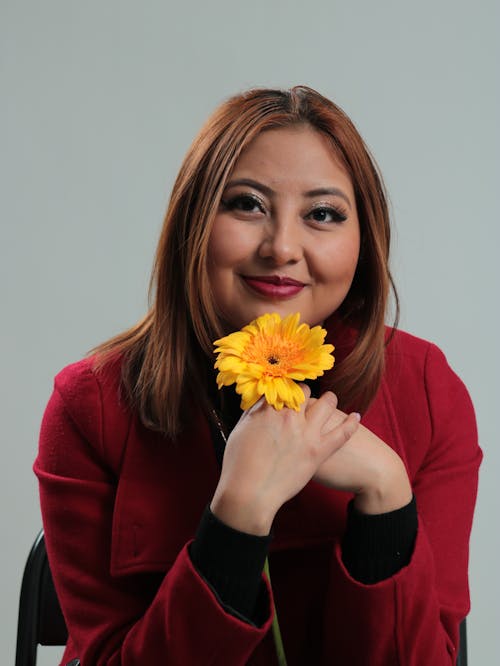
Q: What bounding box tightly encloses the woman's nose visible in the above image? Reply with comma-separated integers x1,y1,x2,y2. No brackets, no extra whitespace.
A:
257,214,304,265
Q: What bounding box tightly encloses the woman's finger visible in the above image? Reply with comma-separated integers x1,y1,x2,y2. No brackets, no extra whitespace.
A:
242,395,266,418
305,390,338,427
298,382,311,410
322,412,360,457
311,411,360,465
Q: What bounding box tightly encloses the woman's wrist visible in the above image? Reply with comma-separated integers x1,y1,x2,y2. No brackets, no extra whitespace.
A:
353,486,412,515
210,489,275,536
353,461,412,515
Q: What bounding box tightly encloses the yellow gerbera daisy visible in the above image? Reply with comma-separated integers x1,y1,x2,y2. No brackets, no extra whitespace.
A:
213,312,335,411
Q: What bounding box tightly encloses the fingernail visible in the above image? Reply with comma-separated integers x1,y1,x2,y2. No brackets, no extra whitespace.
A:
353,412,361,422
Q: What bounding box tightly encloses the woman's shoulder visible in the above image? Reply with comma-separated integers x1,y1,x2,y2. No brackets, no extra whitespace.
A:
382,326,475,420
41,354,132,476
384,326,457,378
52,354,129,436
384,326,436,360
380,328,480,479
54,353,123,395
54,356,122,403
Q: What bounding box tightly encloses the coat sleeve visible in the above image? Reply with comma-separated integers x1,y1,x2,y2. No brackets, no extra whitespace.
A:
320,342,482,666
34,362,272,665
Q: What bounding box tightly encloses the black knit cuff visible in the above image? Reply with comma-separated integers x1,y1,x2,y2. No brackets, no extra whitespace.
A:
341,495,418,584
189,505,272,622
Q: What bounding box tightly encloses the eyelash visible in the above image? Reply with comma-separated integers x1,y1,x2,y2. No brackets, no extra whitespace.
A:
220,194,348,224
306,205,348,224
221,194,265,214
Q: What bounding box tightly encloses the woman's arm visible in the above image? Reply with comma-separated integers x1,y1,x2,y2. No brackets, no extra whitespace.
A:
35,364,274,665
319,342,482,665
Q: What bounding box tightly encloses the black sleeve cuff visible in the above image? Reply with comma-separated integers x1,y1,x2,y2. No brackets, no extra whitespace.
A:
341,495,418,584
189,505,272,623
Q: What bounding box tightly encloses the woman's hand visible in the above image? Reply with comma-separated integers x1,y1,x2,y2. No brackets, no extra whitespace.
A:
312,404,412,514
210,386,360,535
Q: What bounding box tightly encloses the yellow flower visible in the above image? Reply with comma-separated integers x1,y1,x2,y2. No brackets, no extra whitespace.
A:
213,312,335,411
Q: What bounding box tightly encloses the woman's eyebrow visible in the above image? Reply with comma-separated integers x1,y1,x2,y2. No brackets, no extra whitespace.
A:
224,179,352,209
224,178,274,197
305,188,352,208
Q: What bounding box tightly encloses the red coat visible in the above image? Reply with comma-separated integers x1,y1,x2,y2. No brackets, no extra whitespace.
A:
34,328,481,665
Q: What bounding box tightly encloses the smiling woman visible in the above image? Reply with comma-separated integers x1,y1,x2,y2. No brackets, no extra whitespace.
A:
207,126,361,330
34,86,481,666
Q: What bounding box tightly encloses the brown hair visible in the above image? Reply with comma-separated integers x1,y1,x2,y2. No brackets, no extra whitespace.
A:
93,86,398,436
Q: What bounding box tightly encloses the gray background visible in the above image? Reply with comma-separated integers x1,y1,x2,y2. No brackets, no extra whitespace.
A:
2,1,498,663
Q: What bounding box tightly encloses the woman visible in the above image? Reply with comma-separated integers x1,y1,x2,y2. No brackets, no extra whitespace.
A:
35,86,481,665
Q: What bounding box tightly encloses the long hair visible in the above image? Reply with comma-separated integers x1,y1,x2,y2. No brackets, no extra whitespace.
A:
93,86,398,436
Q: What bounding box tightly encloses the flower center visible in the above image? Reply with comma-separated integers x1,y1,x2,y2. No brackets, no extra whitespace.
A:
242,332,305,378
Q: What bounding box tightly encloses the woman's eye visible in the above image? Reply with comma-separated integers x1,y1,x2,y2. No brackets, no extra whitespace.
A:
222,194,264,214
307,206,347,224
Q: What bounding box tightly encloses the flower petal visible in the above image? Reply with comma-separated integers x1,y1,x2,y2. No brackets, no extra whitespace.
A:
213,312,334,412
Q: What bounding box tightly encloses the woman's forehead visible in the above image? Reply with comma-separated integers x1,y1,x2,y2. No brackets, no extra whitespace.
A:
226,126,353,196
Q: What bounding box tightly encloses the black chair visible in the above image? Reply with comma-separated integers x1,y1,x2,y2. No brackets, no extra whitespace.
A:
15,530,74,666
457,617,468,666
16,530,468,666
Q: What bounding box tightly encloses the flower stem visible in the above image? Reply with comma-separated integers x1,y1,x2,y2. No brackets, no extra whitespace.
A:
263,557,288,666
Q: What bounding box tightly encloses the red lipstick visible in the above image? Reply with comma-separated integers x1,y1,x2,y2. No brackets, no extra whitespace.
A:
241,275,305,298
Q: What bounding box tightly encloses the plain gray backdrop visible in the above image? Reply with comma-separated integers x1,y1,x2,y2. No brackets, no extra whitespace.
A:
2,1,498,663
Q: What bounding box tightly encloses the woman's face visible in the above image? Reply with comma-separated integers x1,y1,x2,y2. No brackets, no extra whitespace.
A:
207,125,361,331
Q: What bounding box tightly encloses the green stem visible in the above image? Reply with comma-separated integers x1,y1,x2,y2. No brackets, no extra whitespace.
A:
263,557,288,666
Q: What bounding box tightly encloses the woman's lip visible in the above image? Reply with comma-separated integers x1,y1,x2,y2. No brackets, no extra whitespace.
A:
242,275,305,286
241,276,305,298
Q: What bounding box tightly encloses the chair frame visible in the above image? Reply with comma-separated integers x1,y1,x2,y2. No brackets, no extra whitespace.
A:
457,617,468,666
15,530,68,666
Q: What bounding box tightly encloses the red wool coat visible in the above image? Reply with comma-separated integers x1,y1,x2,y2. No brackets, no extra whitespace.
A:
34,328,481,665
